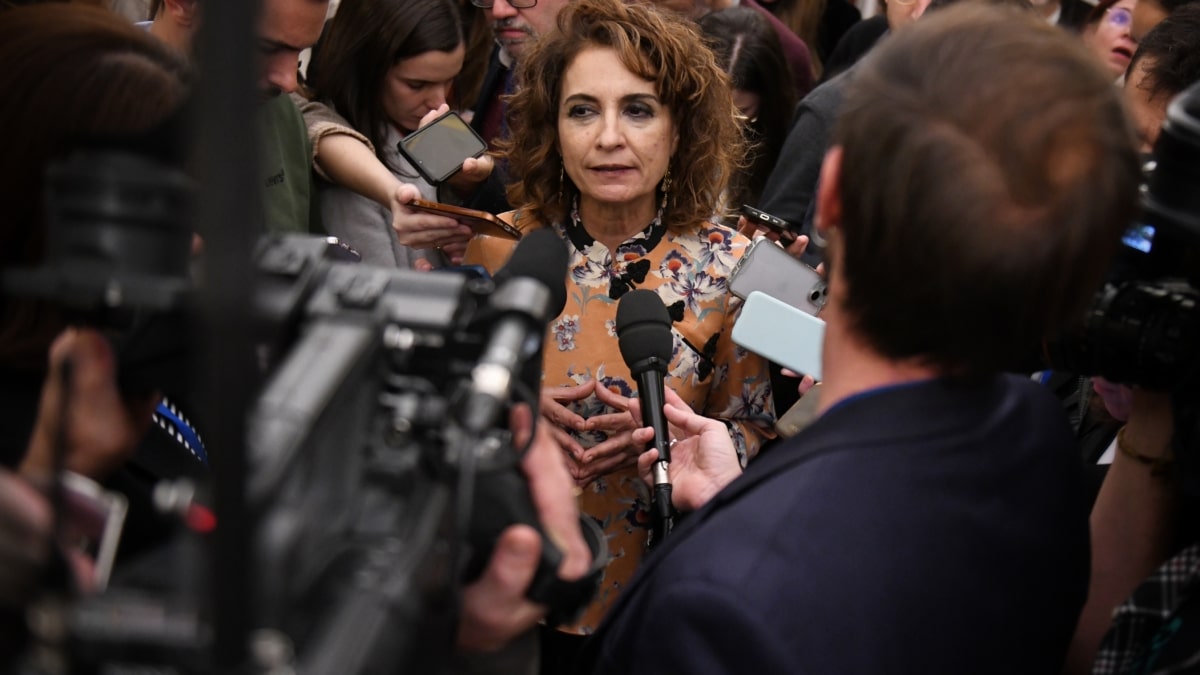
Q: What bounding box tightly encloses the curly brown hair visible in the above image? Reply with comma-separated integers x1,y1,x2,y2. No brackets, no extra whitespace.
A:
503,0,745,232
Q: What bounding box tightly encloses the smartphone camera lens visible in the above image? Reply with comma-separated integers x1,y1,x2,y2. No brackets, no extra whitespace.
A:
808,281,829,308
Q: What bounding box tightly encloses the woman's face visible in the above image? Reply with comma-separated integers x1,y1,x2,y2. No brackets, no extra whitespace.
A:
1084,0,1138,80
557,46,677,218
382,45,465,134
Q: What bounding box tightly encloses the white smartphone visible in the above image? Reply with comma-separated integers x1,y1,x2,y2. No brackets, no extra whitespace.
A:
732,291,825,380
730,239,827,316
60,471,128,592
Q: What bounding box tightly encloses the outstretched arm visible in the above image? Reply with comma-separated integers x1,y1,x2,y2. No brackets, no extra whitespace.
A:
1063,389,1177,675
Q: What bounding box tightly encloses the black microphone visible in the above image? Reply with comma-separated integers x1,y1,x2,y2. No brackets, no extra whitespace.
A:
615,289,675,541
460,228,568,434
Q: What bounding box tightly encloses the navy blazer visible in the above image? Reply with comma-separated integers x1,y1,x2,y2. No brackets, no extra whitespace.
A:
584,375,1089,675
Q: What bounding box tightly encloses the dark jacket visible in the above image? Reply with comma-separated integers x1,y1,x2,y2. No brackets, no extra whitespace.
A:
586,375,1090,675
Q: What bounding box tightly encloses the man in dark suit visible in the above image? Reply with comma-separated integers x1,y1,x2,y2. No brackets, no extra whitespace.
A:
582,5,1143,674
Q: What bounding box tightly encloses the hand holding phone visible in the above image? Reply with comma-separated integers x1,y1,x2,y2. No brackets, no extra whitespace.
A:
397,110,488,185
740,205,798,245
408,198,522,241
388,182,474,251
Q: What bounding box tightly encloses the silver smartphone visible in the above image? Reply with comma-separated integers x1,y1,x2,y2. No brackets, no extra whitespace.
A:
730,238,827,316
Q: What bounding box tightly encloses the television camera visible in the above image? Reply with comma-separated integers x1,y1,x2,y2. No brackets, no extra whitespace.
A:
6,147,605,674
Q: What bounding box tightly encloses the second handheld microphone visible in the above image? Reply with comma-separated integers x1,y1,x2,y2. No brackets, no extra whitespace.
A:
615,289,675,542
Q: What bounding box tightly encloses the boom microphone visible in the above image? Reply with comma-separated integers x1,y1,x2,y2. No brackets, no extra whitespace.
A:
615,289,675,541
459,227,568,433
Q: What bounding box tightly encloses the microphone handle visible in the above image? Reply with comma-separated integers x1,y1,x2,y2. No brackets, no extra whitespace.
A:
635,369,672,466
635,367,675,544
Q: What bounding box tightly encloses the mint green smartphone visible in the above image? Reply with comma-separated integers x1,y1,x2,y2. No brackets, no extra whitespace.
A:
732,291,825,380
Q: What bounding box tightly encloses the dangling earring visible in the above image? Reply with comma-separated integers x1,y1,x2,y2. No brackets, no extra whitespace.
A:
659,168,673,212
558,163,566,203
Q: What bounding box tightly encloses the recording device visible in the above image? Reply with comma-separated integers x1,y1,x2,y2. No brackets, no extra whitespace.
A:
4,148,195,395
457,229,566,433
397,110,488,185
249,231,604,672
9,150,606,672
739,204,798,246
1042,81,1200,391
730,238,827,316
733,291,825,381
407,198,522,241
615,289,675,544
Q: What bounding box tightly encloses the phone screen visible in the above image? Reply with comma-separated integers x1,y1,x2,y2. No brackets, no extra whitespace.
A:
1122,223,1155,253
398,112,488,184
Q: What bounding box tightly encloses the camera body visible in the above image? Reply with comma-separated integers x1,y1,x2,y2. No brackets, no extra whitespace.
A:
1045,82,1200,390
8,157,600,671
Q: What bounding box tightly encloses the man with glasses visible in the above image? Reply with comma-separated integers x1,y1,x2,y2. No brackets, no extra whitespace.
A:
453,0,571,215
470,0,570,151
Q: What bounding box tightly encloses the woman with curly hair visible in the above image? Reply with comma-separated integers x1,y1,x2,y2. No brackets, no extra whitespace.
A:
465,0,775,665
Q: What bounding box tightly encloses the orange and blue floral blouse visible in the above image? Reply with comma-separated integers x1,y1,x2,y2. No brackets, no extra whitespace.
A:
465,207,776,634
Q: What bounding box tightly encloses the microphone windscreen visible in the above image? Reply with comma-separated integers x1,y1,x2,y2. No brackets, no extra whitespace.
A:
616,289,673,372
495,228,569,316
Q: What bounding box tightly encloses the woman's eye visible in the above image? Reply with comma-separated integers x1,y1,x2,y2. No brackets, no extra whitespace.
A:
626,103,653,118
568,104,595,118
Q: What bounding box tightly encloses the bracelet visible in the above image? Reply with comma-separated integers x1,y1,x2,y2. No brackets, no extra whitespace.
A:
1116,426,1174,477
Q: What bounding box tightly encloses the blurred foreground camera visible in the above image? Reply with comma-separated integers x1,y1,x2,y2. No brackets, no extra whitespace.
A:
5,147,194,395
1044,81,1200,390
6,147,606,673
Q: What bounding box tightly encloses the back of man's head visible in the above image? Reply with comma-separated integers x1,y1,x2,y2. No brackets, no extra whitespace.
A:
830,3,1140,375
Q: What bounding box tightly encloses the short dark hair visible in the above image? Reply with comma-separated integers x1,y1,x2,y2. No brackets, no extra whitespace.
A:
308,0,463,173
830,3,1140,375
1129,4,1200,103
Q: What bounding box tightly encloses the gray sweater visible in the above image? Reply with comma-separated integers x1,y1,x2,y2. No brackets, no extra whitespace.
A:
316,124,442,269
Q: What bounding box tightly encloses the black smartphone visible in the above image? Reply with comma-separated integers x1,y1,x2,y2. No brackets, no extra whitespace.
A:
397,110,488,185
740,204,798,244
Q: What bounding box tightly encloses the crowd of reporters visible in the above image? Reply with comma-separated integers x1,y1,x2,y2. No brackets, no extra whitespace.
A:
2,0,1200,672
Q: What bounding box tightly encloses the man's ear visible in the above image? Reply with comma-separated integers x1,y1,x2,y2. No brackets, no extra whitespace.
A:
814,146,843,236
164,0,198,24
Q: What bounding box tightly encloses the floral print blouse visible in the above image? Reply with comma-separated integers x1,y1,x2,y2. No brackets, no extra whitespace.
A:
465,209,776,634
